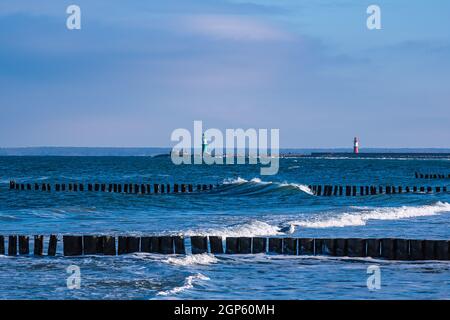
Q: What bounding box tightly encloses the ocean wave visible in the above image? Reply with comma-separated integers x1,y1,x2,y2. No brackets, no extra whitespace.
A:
156,273,210,296
221,177,313,195
288,202,450,228
185,220,284,237
163,253,218,266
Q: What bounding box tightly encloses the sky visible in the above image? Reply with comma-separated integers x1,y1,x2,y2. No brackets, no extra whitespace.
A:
0,0,449,148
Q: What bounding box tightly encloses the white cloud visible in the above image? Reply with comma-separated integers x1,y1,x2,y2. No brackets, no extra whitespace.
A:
180,14,293,41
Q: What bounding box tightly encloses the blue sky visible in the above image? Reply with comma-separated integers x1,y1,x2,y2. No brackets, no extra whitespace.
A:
0,0,449,148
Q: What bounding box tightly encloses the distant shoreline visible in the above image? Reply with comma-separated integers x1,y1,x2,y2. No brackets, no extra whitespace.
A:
1,147,450,157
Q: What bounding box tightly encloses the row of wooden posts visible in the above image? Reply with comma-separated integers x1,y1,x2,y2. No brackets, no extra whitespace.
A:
310,185,448,196
0,235,449,260
8,181,213,194
415,172,450,179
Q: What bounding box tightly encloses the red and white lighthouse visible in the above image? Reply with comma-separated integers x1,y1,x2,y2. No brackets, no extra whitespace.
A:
353,137,359,154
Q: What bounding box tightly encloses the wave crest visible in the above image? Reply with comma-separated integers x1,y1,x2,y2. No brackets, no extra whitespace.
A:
156,273,210,296
289,202,450,228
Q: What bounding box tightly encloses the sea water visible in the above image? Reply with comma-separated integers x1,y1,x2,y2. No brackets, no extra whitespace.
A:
0,156,449,299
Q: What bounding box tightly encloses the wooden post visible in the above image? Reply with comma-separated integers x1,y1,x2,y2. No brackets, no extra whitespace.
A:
73,184,78,192
251,237,266,254
83,235,104,255
103,236,116,255
424,240,436,260
63,236,83,256
410,240,424,260
268,238,282,254
395,239,409,260
154,184,159,194
316,185,322,196
209,236,224,254
128,237,140,253
323,239,336,255
298,238,314,255
159,236,174,254
335,238,347,256
381,238,395,260
314,238,323,255
140,237,152,253
0,236,4,255
8,236,17,255
347,238,365,257
173,184,179,193
366,239,381,258
181,184,186,193
124,184,128,193
174,236,186,254
19,235,29,254
48,235,58,256
118,236,140,254
118,236,127,255
238,237,251,254
435,240,449,260
95,184,100,192
191,236,208,254
352,186,357,196
283,238,297,255
188,184,193,193
225,237,239,254
79,184,84,192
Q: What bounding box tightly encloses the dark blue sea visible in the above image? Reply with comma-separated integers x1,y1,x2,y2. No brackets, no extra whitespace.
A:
0,156,449,299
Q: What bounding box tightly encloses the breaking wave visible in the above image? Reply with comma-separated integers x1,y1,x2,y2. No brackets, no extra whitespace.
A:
289,202,450,228
156,273,210,296
221,177,313,196
185,220,284,237
164,254,219,266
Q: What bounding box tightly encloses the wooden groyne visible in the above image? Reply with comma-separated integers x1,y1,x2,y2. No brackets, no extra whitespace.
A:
0,235,448,260
309,185,448,196
8,181,213,194
415,172,450,179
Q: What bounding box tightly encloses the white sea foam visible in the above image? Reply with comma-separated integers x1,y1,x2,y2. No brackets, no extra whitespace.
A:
289,202,450,228
164,253,218,266
157,273,210,296
185,220,283,237
279,182,313,195
222,177,313,195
